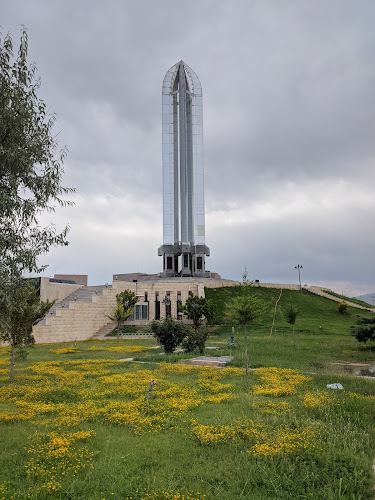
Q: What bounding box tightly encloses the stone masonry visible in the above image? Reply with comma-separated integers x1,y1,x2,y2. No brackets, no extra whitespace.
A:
32,277,238,344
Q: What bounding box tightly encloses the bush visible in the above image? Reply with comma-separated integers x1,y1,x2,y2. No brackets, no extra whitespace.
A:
338,301,348,314
150,317,189,354
350,316,375,343
181,326,209,354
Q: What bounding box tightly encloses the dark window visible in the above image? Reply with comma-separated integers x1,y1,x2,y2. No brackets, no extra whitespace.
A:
134,303,148,320
166,303,171,317
197,256,203,270
141,304,148,320
183,254,189,268
165,293,171,317
167,256,173,269
155,300,160,320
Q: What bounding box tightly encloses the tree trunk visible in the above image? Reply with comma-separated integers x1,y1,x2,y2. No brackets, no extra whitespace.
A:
117,321,120,342
10,342,15,381
245,325,248,385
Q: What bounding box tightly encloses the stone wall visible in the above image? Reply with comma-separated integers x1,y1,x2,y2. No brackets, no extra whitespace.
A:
39,277,82,303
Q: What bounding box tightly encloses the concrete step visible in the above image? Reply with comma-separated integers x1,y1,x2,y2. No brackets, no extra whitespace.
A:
91,322,117,339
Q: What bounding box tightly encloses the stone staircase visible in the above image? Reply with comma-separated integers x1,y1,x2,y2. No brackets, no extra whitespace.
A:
37,285,112,325
32,284,120,343
91,321,117,339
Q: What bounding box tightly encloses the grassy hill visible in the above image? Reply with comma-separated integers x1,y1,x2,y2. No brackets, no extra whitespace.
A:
203,286,375,371
205,285,372,335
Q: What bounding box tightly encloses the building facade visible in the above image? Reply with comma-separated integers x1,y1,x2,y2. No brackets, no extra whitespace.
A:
158,61,210,278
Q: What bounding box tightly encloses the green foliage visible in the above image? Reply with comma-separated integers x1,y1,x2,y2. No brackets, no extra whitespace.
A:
106,303,130,324
241,265,254,286
0,28,74,289
285,305,299,350
150,316,189,354
226,290,265,326
285,305,299,325
183,295,214,328
116,289,138,311
338,301,348,314
351,316,375,343
106,289,137,341
181,326,209,354
0,281,54,379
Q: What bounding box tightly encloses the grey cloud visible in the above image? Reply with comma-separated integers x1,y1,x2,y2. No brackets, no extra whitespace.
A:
2,0,374,292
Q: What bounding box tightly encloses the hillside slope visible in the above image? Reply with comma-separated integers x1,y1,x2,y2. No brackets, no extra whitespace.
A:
205,285,374,336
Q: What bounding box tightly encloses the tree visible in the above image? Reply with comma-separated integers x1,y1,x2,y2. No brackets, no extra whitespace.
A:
350,316,375,344
0,28,74,364
183,295,214,329
226,286,265,384
150,317,189,354
285,305,298,350
0,27,74,291
0,281,54,380
106,290,137,341
241,265,254,287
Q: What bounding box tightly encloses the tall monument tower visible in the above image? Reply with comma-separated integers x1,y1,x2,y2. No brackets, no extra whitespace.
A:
158,61,210,278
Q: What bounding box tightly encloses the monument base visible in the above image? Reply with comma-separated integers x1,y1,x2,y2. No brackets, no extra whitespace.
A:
158,243,210,278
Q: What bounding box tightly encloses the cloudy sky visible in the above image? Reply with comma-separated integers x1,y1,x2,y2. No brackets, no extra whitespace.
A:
2,0,375,296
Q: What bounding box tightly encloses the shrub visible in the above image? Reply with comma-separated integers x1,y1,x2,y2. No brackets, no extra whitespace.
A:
338,301,348,314
350,316,375,343
181,326,209,354
150,317,189,354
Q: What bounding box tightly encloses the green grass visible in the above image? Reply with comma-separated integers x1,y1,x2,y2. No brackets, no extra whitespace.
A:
0,287,375,499
205,285,373,335
106,324,152,336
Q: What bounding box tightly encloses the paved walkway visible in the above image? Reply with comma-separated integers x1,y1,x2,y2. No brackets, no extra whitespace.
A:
307,286,375,311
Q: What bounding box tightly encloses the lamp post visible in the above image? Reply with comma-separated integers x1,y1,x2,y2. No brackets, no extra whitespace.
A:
295,265,303,291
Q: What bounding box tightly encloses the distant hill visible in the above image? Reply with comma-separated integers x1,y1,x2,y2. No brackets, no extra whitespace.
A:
353,292,375,306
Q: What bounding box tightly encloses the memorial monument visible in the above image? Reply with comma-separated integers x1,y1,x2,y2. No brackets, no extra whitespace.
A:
158,61,210,277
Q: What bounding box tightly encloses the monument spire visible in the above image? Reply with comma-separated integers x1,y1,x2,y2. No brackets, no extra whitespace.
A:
158,61,210,277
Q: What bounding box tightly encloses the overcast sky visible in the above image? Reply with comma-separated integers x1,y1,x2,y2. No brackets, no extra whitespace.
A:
2,0,375,296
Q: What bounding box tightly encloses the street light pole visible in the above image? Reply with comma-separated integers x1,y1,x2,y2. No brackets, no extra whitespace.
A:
295,265,303,291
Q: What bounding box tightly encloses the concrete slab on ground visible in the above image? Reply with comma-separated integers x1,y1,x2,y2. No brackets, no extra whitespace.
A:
181,356,233,367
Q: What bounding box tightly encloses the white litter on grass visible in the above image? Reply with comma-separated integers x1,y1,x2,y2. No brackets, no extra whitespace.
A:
326,383,344,390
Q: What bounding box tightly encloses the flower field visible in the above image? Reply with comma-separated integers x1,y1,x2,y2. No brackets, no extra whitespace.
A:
0,338,374,499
